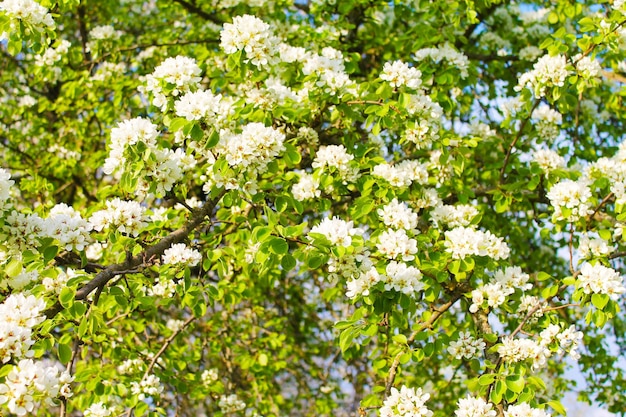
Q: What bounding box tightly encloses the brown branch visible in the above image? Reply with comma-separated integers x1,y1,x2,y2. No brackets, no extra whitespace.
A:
143,315,196,379
171,0,225,24
587,192,614,222
44,190,225,319
345,100,402,116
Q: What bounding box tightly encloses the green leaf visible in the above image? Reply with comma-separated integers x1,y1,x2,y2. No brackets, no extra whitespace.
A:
505,374,525,393
478,374,496,386
58,343,73,364
5,258,22,278
548,400,567,415
269,237,289,255
591,293,609,310
60,286,75,308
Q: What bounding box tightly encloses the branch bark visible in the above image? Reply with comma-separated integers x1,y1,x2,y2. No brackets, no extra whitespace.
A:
44,190,225,319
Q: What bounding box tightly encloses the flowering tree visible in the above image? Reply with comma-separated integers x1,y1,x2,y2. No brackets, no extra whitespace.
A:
1,0,626,416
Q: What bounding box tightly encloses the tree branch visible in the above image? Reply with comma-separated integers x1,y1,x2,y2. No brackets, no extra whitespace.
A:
44,190,225,319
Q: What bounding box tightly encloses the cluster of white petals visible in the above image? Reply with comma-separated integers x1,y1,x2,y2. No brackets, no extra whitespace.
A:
130,375,163,400
444,227,510,260
380,60,422,89
220,14,278,68
447,331,486,360
0,294,45,363
546,179,593,222
516,54,569,97
309,217,359,247
383,261,424,294
219,393,246,413
430,204,478,228
303,47,353,93
532,148,565,173
89,198,148,237
162,243,202,267
539,324,584,360
377,199,419,230
312,144,357,182
103,117,159,175
218,123,285,174
45,203,92,251
578,234,615,258
414,43,469,78
505,403,551,417
573,54,602,79
498,337,550,370
577,262,625,299
380,386,433,417
454,396,497,417
84,402,113,417
0,359,72,416
0,168,15,209
373,160,429,187
0,0,54,29
292,172,321,201
531,104,562,140
377,229,418,261
144,56,202,111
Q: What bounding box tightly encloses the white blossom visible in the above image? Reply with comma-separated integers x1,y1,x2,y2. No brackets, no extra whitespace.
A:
162,243,202,267
380,386,433,417
516,54,569,97
454,396,497,417
444,227,510,260
380,60,422,89
447,332,486,360
577,262,625,299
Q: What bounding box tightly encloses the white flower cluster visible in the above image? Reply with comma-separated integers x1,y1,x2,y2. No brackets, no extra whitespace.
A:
218,122,285,174
498,336,550,370
403,94,444,149
144,56,202,111
346,266,380,299
91,62,126,82
309,217,359,247
147,277,177,298
377,199,418,230
505,403,551,417
519,45,544,62
546,179,593,222
384,261,424,295
531,104,562,140
380,60,422,89
447,331,486,360
4,269,38,290
219,393,246,413
469,267,531,313
532,148,565,173
516,54,569,97
303,47,353,93
90,198,148,237
444,226,510,260
574,54,601,79
0,294,45,363
414,43,470,78
292,172,321,201
0,0,54,30
380,386,432,417
0,359,72,416
577,262,625,299
34,40,71,66
578,234,615,258
3,211,46,253
454,396,496,417
373,160,429,188
587,141,626,205
42,267,80,294
201,368,218,386
103,117,159,175
0,168,15,209
84,402,113,417
46,203,92,251
312,145,358,182
220,14,278,68
377,229,418,261
162,243,202,267
539,324,584,361
430,204,478,228
174,89,232,127
130,375,163,400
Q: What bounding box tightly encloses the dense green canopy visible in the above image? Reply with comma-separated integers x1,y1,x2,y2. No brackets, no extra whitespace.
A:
0,0,625,416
